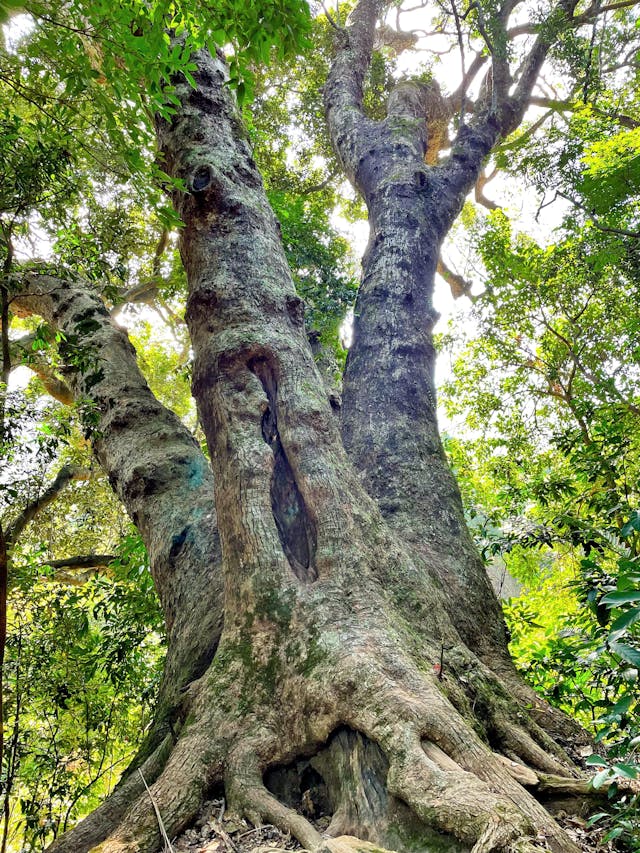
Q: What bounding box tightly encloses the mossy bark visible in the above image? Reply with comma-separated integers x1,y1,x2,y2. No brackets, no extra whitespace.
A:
13,275,223,721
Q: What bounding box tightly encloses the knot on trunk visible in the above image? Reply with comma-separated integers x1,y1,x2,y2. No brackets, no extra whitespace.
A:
387,81,451,164
374,24,419,57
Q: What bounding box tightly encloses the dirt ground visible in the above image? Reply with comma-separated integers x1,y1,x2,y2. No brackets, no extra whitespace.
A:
168,798,621,853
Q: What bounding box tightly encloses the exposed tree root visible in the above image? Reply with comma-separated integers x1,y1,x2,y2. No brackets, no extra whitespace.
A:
495,723,575,778
226,745,323,851
45,617,602,853
39,411,592,853
37,470,599,853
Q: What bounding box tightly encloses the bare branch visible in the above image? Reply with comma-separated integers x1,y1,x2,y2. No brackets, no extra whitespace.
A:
475,166,499,209
496,108,556,154
529,95,639,128
437,257,474,298
39,554,116,572
320,0,345,32
574,0,640,23
558,191,640,238
6,465,91,546
25,554,118,585
448,51,489,114
508,0,640,37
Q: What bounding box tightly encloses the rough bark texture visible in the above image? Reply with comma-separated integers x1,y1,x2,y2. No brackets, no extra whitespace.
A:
12,275,223,721
326,0,578,667
18,2,602,852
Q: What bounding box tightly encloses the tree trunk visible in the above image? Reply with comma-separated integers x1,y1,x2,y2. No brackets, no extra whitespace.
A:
34,21,598,851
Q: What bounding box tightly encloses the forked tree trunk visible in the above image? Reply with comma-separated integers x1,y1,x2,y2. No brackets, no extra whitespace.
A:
34,18,598,851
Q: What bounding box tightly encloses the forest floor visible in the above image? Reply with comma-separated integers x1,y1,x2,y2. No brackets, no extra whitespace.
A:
169,797,618,853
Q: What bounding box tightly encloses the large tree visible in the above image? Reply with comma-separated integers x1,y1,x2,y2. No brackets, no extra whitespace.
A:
3,0,639,851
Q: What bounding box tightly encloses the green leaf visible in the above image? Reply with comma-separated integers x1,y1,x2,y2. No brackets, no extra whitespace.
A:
601,590,640,606
609,641,640,667
609,606,640,634
611,762,638,779
591,768,613,789
604,827,624,841
621,511,640,538
611,694,634,715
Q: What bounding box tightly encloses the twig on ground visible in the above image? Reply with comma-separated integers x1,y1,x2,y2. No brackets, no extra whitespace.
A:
139,768,176,852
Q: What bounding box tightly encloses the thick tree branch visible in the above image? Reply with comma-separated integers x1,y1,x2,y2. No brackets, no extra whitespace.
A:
39,553,117,571
506,0,580,132
25,365,74,405
574,0,640,22
324,0,389,182
437,257,473,298
333,0,601,664
9,333,74,405
9,269,223,719
441,0,580,212
31,554,118,585
475,165,499,210
448,51,489,113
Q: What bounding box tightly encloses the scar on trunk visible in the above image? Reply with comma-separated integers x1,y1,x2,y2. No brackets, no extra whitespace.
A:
264,727,464,853
249,357,318,583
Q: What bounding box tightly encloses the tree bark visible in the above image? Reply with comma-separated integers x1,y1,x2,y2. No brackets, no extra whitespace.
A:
11,274,223,727
18,0,614,849
327,0,579,670
36,33,599,853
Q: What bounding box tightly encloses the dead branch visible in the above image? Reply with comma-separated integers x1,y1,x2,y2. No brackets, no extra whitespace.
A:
5,465,92,546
